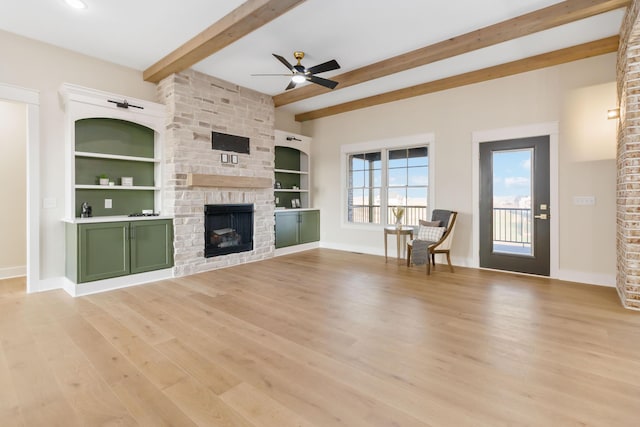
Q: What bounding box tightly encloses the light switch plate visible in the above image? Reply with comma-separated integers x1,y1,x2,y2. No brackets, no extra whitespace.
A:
105,199,112,209
42,197,56,209
573,196,595,206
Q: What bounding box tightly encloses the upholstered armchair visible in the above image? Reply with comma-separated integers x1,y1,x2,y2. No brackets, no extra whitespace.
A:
407,210,458,274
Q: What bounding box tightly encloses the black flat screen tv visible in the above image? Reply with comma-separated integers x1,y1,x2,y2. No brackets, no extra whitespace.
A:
211,131,250,154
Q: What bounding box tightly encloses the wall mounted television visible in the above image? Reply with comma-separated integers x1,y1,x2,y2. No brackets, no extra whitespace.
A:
211,131,250,154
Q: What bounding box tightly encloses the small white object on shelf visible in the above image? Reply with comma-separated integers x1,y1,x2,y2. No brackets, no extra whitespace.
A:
121,177,133,186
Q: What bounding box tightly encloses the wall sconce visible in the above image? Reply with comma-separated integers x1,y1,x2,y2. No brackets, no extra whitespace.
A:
607,108,620,120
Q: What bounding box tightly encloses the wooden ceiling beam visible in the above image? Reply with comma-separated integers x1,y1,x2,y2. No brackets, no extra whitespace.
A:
294,36,619,122
143,0,306,83
275,0,629,107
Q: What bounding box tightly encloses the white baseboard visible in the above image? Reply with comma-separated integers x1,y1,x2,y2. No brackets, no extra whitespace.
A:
65,268,174,297
557,269,615,288
318,242,614,288
0,265,26,280
319,241,385,257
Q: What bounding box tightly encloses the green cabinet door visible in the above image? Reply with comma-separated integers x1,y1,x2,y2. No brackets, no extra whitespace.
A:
130,220,174,274
299,210,320,244
275,210,320,248
275,211,299,248
78,222,130,283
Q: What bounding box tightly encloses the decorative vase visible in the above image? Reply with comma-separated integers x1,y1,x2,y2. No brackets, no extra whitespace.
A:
395,219,402,230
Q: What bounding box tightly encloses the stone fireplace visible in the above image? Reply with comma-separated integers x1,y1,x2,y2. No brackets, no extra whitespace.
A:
157,69,275,277
204,204,254,258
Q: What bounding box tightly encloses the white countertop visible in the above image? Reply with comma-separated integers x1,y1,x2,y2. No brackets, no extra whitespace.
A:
274,208,319,213
62,215,174,224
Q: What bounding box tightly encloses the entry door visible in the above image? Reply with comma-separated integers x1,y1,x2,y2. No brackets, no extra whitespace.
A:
479,136,550,275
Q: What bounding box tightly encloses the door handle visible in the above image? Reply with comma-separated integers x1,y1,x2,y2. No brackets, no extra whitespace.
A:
534,214,548,220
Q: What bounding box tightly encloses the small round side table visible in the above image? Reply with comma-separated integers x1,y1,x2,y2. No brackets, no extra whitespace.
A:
384,226,414,262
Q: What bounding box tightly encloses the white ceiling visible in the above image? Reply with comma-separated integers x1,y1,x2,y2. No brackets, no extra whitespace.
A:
0,0,625,115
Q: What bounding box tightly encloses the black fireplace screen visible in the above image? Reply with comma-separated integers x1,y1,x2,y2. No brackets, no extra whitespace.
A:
204,204,253,258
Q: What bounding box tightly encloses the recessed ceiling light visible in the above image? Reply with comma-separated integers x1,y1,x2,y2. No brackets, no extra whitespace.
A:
64,0,87,9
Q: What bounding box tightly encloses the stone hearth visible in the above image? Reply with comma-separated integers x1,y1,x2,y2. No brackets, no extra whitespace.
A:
158,69,275,277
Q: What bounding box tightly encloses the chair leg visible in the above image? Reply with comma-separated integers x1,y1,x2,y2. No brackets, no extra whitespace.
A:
446,251,454,272
426,258,431,274
407,244,412,267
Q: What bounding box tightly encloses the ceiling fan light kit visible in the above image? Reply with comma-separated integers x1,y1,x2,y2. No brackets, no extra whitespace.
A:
254,51,341,91
292,74,306,83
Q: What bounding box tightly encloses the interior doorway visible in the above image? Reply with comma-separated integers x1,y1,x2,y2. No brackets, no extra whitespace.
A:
0,100,27,280
0,82,40,292
479,136,550,276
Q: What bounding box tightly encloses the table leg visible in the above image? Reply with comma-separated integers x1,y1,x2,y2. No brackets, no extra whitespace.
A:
396,233,401,259
384,230,388,262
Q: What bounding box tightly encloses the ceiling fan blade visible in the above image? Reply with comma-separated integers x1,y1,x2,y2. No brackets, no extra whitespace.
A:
285,80,297,90
307,59,340,75
272,53,295,72
307,75,338,90
250,73,292,76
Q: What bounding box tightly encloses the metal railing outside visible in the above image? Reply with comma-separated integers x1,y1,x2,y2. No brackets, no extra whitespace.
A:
349,205,427,225
493,207,531,245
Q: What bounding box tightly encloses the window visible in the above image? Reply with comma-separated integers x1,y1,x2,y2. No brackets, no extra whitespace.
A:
348,151,382,223
346,143,429,226
388,147,428,226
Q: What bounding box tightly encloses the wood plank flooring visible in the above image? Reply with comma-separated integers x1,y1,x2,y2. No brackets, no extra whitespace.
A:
1,248,639,426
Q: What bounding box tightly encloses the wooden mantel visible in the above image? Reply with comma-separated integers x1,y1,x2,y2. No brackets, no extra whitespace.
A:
187,173,272,189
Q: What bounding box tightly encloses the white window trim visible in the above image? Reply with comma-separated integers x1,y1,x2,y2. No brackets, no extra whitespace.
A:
340,133,435,230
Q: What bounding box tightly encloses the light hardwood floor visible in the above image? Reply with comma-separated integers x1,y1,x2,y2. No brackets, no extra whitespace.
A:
1,248,639,426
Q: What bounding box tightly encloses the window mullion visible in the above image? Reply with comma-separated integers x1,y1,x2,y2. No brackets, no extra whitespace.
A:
381,149,388,225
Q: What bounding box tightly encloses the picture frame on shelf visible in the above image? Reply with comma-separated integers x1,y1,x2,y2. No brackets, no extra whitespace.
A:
291,198,301,208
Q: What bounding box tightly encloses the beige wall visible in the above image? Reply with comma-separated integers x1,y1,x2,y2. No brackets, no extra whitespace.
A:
301,53,617,285
0,29,157,281
0,100,27,276
0,25,618,286
275,109,303,134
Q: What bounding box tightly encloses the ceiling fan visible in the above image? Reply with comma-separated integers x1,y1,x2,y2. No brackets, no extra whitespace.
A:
252,51,340,91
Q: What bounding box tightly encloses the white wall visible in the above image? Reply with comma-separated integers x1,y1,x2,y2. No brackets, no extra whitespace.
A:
0,29,157,282
301,53,617,285
0,100,27,278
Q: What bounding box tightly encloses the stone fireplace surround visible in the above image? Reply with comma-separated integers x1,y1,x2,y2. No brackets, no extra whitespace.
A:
158,69,275,277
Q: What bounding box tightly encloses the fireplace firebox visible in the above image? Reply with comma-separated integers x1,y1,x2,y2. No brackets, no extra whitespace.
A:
204,204,253,258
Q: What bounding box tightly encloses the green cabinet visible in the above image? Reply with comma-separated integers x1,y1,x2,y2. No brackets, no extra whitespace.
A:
130,220,174,274
275,210,320,249
66,219,173,283
275,212,299,248
78,222,130,283
299,211,320,244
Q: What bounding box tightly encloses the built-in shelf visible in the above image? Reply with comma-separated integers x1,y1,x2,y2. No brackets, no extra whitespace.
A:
75,185,161,190
274,131,311,209
75,151,160,163
61,84,167,220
